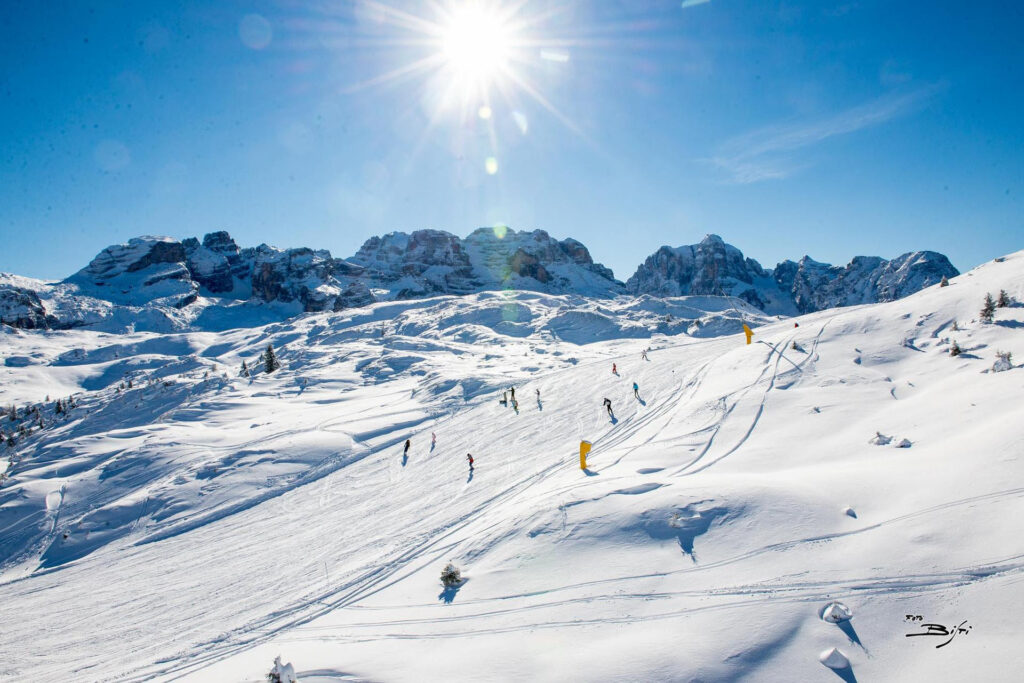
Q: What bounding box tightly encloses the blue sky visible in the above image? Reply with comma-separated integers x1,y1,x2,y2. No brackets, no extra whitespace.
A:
1,0,1021,281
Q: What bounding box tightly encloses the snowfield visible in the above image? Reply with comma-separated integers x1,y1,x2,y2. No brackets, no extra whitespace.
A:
0,254,1022,682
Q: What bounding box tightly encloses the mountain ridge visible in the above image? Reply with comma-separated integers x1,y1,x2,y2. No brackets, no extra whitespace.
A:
0,229,958,331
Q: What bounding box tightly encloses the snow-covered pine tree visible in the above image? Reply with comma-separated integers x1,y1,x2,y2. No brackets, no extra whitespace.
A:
940,275,949,287
264,344,280,373
440,562,462,587
997,289,1011,307
241,360,250,377
980,293,996,323
55,400,64,415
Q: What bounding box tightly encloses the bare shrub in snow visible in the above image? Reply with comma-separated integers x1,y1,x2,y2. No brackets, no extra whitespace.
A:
950,341,962,357
440,562,462,587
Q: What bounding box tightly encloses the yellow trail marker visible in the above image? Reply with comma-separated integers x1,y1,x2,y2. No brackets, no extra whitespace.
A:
579,440,592,470
742,323,753,345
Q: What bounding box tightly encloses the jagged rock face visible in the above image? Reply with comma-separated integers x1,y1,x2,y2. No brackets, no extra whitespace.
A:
67,236,198,308
181,231,248,294
0,286,57,329
352,230,478,297
626,235,775,310
775,251,959,313
349,227,620,297
628,235,959,315
463,227,621,293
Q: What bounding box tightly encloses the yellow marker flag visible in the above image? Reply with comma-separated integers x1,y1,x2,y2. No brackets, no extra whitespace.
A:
579,441,592,470
742,323,753,345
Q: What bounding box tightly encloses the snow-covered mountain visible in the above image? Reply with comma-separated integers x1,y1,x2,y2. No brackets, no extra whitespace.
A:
0,251,1020,681
0,230,960,333
626,234,959,315
0,228,624,332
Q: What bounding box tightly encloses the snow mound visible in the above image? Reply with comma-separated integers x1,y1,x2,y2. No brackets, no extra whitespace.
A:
819,647,850,669
894,438,912,448
820,601,853,623
868,431,892,445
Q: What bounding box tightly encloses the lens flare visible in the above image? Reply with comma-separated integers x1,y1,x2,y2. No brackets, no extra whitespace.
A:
485,157,499,174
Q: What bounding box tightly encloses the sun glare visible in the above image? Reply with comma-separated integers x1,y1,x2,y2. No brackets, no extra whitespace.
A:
440,5,512,83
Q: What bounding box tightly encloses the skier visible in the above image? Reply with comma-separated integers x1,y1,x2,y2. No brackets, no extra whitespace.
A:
431,431,437,446
404,439,411,457
467,453,474,469
641,349,647,361
612,363,617,374
510,386,515,400
603,397,613,416
512,398,519,413
535,388,540,400
633,382,639,398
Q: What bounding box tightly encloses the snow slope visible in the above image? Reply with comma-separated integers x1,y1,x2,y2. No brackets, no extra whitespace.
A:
0,254,1021,682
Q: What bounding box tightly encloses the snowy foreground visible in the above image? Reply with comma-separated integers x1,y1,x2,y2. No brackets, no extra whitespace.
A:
0,255,1022,682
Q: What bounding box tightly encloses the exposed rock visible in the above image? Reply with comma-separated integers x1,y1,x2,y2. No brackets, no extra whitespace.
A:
0,286,58,329
66,236,198,308
629,235,959,315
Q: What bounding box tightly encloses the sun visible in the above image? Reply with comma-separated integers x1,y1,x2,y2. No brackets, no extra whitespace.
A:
440,5,513,86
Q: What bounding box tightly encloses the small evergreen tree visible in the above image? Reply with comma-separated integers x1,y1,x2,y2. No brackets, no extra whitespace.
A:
951,321,960,331
241,360,250,377
980,293,996,323
440,562,462,587
997,289,1011,308
939,275,949,287
127,378,133,389
55,400,64,415
264,344,280,373
950,341,962,357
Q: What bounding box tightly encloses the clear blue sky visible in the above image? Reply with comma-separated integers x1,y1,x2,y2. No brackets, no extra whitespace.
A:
1,0,1021,281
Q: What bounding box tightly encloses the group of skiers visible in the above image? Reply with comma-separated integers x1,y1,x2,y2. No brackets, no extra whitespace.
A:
404,348,650,472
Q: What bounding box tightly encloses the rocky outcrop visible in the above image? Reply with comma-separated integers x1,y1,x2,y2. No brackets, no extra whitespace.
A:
774,251,959,313
0,286,58,329
625,235,790,314
66,236,198,308
628,235,959,315
349,227,622,297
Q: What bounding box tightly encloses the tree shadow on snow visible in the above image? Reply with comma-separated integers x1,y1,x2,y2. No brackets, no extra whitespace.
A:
837,620,867,652
439,579,467,604
829,665,858,683
996,319,1024,329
